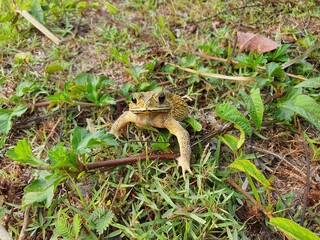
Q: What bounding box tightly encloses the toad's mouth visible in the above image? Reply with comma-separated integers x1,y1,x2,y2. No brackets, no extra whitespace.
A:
131,107,171,113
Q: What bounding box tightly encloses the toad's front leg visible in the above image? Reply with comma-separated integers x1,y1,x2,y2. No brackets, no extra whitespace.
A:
164,118,192,179
110,111,137,137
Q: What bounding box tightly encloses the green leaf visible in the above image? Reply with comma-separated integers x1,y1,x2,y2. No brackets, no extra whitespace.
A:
14,52,33,64
294,76,320,89
6,139,46,166
219,134,239,154
73,214,81,239
30,0,44,23
23,172,66,207
71,127,118,154
126,65,148,82
229,159,272,189
56,216,73,239
151,135,170,151
269,217,320,240
281,95,320,130
266,62,286,78
103,2,118,14
0,105,27,134
96,211,115,235
99,94,116,105
185,117,202,131
48,144,78,170
215,103,252,136
249,88,264,130
46,60,67,74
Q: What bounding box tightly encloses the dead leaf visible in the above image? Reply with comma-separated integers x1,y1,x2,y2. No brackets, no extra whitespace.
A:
237,31,280,53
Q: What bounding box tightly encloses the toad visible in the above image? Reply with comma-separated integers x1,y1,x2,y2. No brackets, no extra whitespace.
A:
110,90,192,179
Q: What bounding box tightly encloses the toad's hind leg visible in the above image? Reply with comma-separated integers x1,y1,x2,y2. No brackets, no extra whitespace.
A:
164,118,192,179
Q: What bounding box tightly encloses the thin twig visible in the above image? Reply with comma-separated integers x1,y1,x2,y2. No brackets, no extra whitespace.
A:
18,206,31,240
43,116,62,148
227,178,272,219
110,177,123,209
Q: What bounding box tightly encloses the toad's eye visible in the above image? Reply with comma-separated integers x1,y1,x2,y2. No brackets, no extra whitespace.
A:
159,93,165,104
131,96,137,104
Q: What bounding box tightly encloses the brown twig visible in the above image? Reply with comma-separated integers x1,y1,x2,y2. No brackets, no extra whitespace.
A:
227,178,273,219
79,152,180,171
18,206,31,240
43,116,62,148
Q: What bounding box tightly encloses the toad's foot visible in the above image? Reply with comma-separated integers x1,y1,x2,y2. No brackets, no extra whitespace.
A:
177,156,192,180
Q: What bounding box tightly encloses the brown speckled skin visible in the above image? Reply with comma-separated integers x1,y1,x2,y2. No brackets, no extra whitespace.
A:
110,91,192,178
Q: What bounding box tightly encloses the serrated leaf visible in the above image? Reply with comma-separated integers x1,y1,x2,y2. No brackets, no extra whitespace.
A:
215,103,252,136
6,139,46,166
71,127,118,154
229,159,272,189
185,117,202,131
269,217,320,240
99,94,116,105
266,62,285,78
294,76,320,89
48,144,78,170
294,95,320,130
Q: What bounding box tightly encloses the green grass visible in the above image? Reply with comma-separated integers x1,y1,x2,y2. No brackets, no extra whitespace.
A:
1,0,320,239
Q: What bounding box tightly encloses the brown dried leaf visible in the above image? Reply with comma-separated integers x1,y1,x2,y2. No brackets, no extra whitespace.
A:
237,31,280,53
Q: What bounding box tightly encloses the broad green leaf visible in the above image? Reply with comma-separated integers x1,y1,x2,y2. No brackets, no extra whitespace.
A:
6,139,46,166
249,88,264,130
30,0,44,23
23,172,66,207
219,134,239,154
0,110,13,134
270,217,320,240
185,117,202,131
294,76,320,89
23,184,54,207
281,95,320,130
71,127,118,154
215,103,252,136
229,159,272,189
